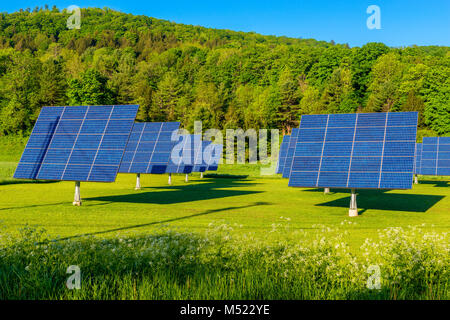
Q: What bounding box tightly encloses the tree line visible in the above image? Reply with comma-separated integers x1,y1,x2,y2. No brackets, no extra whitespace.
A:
0,7,448,137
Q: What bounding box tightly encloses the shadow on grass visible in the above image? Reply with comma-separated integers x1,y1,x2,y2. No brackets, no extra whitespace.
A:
87,179,260,205
0,202,70,211
0,179,58,186
303,188,391,195
317,190,445,213
203,173,249,179
417,180,449,187
55,201,272,241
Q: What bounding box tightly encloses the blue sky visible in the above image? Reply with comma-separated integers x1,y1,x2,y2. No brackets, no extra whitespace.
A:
2,0,449,47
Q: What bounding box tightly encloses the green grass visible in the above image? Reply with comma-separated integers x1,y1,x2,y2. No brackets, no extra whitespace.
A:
0,139,449,299
1,170,449,247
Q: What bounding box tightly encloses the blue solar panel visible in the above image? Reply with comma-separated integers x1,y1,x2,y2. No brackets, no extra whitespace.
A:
192,139,209,172
414,143,422,175
119,122,181,174
166,134,194,174
205,143,223,171
282,128,299,178
288,112,418,189
276,135,290,174
421,137,450,176
14,105,139,182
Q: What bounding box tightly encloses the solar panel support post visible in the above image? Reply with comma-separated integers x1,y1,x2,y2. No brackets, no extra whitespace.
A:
168,173,172,185
135,173,141,190
200,172,203,179
185,174,189,182
324,187,330,194
349,188,358,217
414,174,418,184
73,181,81,206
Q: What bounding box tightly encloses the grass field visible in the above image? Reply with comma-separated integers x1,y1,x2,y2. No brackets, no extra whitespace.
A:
0,138,449,299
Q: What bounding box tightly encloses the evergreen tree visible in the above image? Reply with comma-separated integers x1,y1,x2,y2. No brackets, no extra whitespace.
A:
67,69,114,105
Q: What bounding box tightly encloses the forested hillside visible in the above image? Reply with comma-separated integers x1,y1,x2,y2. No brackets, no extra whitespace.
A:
0,6,449,136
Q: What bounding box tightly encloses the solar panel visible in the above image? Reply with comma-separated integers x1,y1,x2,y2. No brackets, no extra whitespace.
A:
119,122,180,174
414,143,422,175
192,136,207,172
421,137,450,176
276,135,290,174
282,128,299,178
14,105,139,182
205,143,223,171
288,112,418,189
166,133,194,174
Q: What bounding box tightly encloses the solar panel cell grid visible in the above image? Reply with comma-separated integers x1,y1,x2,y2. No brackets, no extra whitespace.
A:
276,135,290,174
192,140,209,172
118,122,181,174
288,112,418,189
421,137,450,176
166,134,194,174
414,143,422,175
282,129,299,178
190,136,204,172
14,105,139,182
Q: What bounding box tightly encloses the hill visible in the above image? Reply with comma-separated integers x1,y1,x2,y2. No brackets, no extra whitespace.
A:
0,7,449,136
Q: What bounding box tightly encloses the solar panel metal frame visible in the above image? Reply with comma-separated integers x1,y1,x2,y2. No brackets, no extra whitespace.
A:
288,112,418,190
414,143,422,175
276,135,290,174
14,105,139,183
118,122,181,174
282,128,299,178
421,137,450,176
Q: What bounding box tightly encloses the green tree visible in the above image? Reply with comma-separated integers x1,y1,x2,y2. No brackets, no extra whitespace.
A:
0,51,41,134
277,67,300,131
351,42,390,104
67,69,114,105
422,65,450,134
366,53,404,112
189,82,224,129
319,60,354,113
39,58,67,106
151,71,181,121
299,83,322,116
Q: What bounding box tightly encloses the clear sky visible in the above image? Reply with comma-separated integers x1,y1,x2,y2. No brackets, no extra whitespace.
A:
2,0,449,47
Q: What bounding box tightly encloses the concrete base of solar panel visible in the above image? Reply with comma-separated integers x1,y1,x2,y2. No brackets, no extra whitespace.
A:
135,173,142,190
348,209,358,217
349,189,358,217
73,181,82,206
136,173,190,188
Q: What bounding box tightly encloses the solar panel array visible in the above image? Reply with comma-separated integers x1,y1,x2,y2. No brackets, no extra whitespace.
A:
276,135,290,174
14,105,139,182
166,133,194,174
288,112,418,189
414,143,422,175
421,137,450,176
282,128,299,178
205,143,223,171
119,122,180,174
192,140,209,172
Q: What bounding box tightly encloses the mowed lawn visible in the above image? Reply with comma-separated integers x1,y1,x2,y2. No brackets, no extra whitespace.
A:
1,162,449,250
